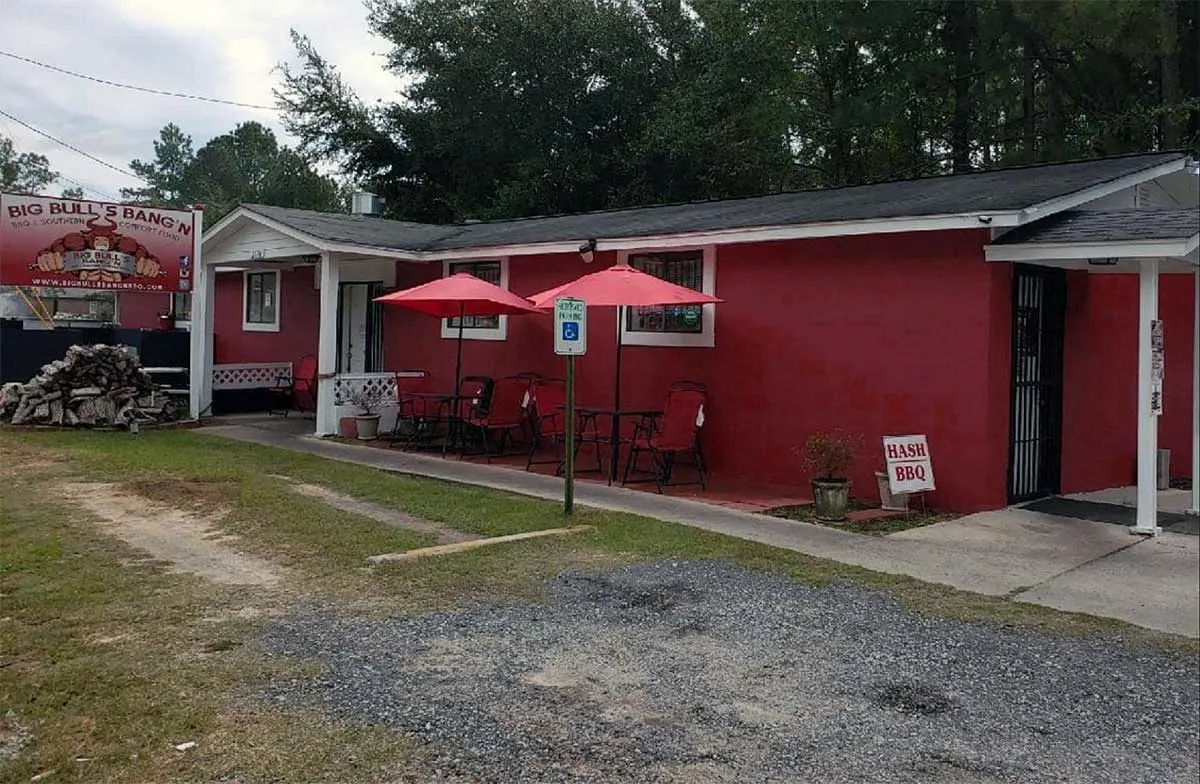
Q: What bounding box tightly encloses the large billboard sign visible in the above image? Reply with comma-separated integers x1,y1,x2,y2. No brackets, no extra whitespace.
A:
0,193,198,293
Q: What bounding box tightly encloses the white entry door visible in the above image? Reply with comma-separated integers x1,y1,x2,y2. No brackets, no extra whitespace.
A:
339,283,371,373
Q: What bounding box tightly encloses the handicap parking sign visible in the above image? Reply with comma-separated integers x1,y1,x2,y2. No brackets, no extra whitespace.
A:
553,298,587,356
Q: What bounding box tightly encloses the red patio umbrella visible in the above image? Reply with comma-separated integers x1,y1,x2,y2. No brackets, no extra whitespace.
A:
375,272,542,393
528,264,723,482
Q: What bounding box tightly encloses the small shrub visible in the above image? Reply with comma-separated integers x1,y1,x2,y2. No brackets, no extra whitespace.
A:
347,388,387,416
798,430,863,481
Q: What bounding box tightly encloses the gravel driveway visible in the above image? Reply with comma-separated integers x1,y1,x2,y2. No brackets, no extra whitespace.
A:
258,561,1199,783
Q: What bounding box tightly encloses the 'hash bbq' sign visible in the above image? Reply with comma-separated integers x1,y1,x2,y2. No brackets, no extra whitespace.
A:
0,193,198,293
883,435,936,494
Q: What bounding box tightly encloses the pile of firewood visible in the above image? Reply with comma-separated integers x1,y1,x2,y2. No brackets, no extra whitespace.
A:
0,344,180,428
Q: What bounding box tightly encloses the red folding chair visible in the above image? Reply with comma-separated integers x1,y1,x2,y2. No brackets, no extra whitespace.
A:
622,383,708,492
463,375,528,461
525,378,567,473
269,355,317,417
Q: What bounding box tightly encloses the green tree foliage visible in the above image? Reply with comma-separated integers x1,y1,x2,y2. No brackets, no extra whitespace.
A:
0,135,58,193
121,121,344,222
121,123,195,207
277,0,1199,222
60,186,85,199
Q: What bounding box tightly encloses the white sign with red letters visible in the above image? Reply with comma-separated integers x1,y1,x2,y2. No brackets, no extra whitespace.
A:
883,435,935,494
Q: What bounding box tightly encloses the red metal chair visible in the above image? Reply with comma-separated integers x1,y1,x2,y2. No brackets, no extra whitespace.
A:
525,378,567,473
269,355,317,417
622,383,708,492
463,375,527,461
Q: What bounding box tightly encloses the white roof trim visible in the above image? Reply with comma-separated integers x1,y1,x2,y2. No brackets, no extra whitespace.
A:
1019,157,1190,222
985,235,1199,262
422,211,1023,260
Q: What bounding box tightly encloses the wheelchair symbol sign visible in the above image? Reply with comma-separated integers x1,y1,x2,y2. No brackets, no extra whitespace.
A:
553,297,587,355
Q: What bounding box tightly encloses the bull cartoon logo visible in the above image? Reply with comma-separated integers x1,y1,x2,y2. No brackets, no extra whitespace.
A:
30,215,162,284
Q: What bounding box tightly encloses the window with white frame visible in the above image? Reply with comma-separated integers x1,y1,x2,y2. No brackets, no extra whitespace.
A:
440,259,509,341
243,270,280,331
621,248,716,347
170,292,192,325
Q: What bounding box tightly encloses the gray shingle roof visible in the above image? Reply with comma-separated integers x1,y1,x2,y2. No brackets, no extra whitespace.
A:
242,204,453,251
994,208,1199,245
240,151,1189,253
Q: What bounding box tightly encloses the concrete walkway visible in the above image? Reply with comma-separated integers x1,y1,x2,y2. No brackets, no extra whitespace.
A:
200,423,1200,638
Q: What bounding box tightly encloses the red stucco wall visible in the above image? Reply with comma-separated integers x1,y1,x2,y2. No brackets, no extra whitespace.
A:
1061,271,1196,493
382,229,1011,511
211,268,319,364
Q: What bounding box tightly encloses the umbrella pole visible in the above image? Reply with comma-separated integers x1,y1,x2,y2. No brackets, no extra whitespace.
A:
450,304,465,456
610,305,623,485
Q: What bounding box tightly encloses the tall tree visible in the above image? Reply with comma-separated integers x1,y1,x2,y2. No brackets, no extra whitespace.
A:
122,122,344,223
120,123,195,207
0,135,58,193
277,0,1200,222
188,122,344,222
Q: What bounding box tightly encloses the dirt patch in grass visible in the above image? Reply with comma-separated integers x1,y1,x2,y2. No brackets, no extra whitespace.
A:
128,477,238,509
766,501,959,535
58,481,281,586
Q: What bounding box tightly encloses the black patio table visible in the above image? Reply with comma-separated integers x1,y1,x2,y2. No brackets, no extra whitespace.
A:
402,391,471,455
564,405,663,485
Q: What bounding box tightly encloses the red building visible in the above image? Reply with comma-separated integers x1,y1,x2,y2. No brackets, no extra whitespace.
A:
121,151,1200,517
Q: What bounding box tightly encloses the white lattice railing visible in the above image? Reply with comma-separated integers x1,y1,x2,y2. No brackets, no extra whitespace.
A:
332,371,426,405
212,362,292,391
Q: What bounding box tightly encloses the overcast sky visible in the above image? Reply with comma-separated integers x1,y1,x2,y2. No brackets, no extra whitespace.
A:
0,0,400,200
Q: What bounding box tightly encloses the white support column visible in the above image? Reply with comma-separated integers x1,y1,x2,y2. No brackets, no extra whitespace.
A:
1190,269,1199,516
314,251,340,436
1133,259,1161,535
187,208,213,420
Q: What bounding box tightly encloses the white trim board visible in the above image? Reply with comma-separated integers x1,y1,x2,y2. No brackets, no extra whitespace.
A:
617,246,716,348
985,235,1200,263
241,269,281,332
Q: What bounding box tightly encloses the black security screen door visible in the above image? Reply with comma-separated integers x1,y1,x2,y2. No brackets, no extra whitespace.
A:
1008,265,1067,503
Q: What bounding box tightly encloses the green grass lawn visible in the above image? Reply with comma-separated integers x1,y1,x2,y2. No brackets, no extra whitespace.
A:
1,427,1192,782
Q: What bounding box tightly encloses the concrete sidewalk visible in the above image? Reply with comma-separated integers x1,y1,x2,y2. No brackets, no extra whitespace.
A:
201,423,1200,638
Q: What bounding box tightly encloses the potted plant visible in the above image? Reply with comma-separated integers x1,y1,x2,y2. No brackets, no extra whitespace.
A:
347,388,386,440
800,430,863,522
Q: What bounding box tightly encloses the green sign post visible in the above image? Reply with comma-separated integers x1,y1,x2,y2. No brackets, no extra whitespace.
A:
553,297,587,515
554,296,588,511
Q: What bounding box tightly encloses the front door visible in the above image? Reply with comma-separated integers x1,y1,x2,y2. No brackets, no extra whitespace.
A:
1007,265,1067,503
337,283,383,373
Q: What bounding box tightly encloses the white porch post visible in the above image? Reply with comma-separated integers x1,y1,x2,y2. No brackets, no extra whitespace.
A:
1191,269,1199,515
187,208,213,420
315,251,340,436
1133,259,1161,534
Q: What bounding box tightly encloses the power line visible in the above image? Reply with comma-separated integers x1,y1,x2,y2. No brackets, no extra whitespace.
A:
2,115,124,199
0,109,143,181
0,49,275,111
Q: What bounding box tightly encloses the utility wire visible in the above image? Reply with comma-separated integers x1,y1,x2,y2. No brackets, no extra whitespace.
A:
0,108,143,181
2,114,123,199
0,49,275,111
